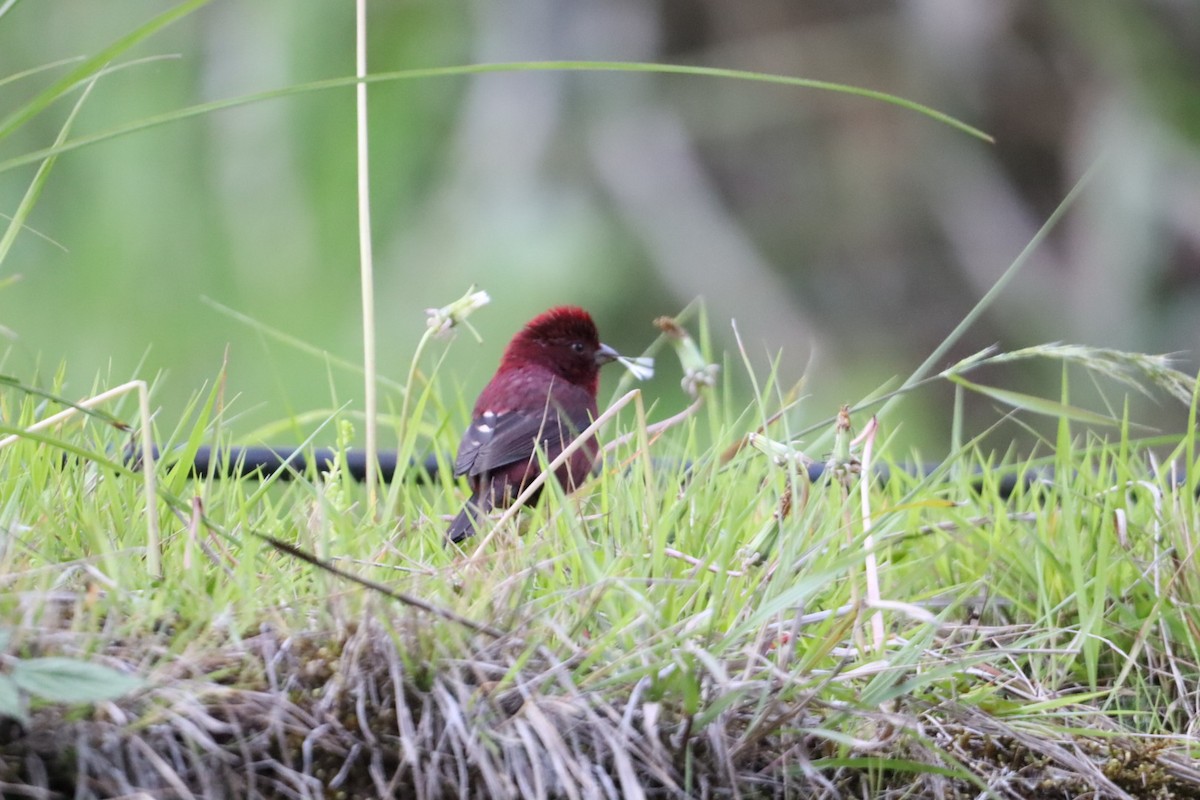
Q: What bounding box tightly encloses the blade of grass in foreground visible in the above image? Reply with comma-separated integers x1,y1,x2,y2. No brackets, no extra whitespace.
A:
0,73,97,268
878,155,1108,421
0,0,210,142
945,375,1122,429
0,61,990,175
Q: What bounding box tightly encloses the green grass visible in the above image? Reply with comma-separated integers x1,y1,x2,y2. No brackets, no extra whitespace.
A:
2,8,1198,796
0,328,1197,798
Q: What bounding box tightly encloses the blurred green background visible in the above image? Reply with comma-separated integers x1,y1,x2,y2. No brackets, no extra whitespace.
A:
2,1,1199,452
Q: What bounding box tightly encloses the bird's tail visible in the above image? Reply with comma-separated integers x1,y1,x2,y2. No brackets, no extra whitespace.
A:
447,494,490,543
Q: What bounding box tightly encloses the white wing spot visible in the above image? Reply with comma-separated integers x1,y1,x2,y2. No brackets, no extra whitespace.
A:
476,424,492,434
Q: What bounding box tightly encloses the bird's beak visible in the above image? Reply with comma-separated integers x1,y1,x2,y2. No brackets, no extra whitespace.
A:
596,343,620,365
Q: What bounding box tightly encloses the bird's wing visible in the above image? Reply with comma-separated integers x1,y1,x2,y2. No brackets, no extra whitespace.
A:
453,406,588,478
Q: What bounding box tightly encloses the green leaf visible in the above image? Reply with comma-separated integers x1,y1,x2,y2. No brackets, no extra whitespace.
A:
0,61,990,176
0,56,85,91
11,658,142,704
945,375,1121,428
885,158,1105,419
0,674,26,725
0,63,97,270
0,0,210,142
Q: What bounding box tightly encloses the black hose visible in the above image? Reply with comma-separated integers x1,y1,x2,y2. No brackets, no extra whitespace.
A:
126,445,1048,498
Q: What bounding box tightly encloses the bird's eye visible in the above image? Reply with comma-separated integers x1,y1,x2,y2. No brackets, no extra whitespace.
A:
570,342,585,354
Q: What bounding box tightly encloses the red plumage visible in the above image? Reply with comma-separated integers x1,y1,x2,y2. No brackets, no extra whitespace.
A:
447,307,619,542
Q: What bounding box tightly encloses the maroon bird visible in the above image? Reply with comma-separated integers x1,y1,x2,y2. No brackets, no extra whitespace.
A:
447,307,619,542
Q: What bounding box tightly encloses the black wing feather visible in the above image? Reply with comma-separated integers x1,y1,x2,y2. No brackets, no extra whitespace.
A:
453,405,591,478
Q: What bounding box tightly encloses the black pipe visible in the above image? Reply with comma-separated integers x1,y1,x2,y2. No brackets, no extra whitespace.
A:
126,445,1049,498
127,445,422,482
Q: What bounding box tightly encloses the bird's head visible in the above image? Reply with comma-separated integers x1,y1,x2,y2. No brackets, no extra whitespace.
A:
500,306,618,392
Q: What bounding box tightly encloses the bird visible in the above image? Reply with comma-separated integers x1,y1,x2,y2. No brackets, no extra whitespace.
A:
447,306,620,543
